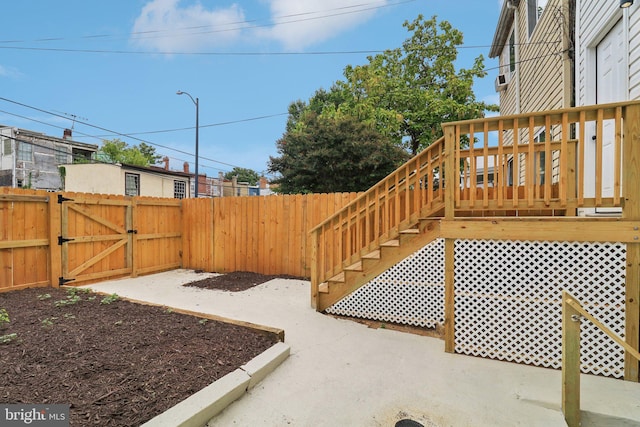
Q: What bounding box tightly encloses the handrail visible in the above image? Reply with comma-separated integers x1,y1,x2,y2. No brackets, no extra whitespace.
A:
310,137,446,288
561,290,640,427
310,136,446,234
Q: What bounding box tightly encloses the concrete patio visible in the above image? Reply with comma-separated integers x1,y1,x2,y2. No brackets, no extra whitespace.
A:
83,269,640,427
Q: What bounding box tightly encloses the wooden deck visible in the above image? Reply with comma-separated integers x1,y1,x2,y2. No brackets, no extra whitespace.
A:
310,100,640,382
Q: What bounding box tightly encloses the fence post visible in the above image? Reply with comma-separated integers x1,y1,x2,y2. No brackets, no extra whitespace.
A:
562,291,581,427
48,193,62,288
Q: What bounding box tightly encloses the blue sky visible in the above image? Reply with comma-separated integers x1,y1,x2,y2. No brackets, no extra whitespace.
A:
1,0,503,178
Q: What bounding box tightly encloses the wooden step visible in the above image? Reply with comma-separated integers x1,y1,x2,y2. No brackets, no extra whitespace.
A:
362,250,381,260
400,228,420,235
380,239,400,248
399,228,420,242
318,282,329,293
344,261,363,272
328,272,345,283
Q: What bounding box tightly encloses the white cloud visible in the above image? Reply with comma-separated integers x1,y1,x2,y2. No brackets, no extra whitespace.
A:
130,0,246,51
131,0,385,52
256,0,386,50
0,65,23,79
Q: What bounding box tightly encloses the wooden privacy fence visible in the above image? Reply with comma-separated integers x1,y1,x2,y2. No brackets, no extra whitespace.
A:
1,188,182,292
1,188,359,292
183,192,360,277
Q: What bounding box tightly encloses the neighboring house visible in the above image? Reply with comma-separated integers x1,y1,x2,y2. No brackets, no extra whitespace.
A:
490,0,574,187
464,156,496,188
220,174,273,197
161,157,217,198
63,162,191,198
490,0,573,117
0,127,97,191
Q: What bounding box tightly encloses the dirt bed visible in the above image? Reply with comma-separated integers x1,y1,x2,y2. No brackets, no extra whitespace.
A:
184,271,306,292
0,281,279,426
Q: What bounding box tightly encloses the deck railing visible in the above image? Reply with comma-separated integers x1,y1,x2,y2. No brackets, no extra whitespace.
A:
561,291,640,427
445,102,635,212
310,100,640,292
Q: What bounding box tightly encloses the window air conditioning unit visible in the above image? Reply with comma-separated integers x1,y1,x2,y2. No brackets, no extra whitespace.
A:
495,74,509,92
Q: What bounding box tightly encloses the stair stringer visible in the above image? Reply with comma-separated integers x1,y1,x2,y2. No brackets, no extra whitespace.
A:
317,218,442,312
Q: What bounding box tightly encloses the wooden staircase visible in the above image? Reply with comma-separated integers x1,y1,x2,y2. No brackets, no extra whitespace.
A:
316,215,443,312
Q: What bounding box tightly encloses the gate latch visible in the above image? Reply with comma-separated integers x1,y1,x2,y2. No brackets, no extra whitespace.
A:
127,229,138,234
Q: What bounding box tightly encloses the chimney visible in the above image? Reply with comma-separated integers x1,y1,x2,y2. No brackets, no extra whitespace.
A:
259,176,268,189
183,162,190,174
63,129,72,139
163,156,169,170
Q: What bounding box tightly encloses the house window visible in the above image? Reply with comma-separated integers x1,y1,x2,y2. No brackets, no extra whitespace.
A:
528,0,548,37
2,137,11,155
534,131,546,185
125,173,140,196
174,180,186,199
17,141,32,162
507,158,514,186
55,145,70,164
509,30,516,73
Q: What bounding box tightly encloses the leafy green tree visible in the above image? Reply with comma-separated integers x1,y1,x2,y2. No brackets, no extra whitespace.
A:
325,15,497,154
138,142,162,165
268,113,409,194
224,167,260,185
99,139,159,167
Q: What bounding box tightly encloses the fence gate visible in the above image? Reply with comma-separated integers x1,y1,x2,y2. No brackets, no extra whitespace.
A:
58,195,135,286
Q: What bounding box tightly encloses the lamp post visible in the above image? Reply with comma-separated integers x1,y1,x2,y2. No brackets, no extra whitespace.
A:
176,90,199,198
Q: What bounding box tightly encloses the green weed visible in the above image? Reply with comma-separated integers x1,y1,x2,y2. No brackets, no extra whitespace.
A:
0,333,18,344
100,294,120,305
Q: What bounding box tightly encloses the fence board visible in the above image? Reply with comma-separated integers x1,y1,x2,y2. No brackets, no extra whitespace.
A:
181,193,359,278
0,188,51,291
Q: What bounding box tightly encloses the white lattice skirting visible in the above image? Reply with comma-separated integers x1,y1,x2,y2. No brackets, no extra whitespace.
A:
327,239,626,378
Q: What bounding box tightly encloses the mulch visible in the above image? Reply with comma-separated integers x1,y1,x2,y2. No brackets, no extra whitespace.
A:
184,271,306,292
0,278,281,427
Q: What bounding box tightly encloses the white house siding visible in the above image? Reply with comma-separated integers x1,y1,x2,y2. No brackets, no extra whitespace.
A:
575,2,639,106
64,163,125,195
63,163,189,198
518,0,567,115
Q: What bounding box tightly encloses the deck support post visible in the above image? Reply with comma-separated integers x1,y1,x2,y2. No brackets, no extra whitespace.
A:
310,230,319,310
443,124,456,353
623,103,640,382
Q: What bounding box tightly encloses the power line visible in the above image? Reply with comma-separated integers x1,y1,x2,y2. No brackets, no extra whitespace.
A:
0,45,388,56
90,113,288,138
484,49,568,72
0,0,414,46
0,97,245,170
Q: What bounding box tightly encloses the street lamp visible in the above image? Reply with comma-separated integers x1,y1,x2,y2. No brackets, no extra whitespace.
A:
176,90,199,198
